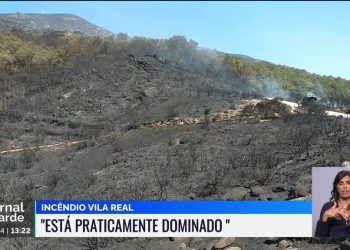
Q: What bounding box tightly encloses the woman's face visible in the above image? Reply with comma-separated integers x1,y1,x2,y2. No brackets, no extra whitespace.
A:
337,175,350,199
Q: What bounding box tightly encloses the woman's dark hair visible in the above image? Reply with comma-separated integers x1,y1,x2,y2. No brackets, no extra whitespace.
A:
331,170,350,201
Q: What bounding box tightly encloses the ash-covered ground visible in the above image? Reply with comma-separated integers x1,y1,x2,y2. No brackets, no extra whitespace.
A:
1,51,349,249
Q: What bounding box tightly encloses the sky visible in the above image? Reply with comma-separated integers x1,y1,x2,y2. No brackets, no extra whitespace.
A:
1,1,349,80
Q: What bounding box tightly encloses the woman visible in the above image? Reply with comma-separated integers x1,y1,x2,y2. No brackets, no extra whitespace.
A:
315,170,350,237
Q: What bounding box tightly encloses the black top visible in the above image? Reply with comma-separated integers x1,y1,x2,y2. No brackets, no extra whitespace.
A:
315,201,350,238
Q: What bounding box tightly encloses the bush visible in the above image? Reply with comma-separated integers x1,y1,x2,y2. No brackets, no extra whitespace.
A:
123,176,151,200
166,102,179,119
200,115,210,131
75,238,119,250
67,121,80,129
241,104,255,116
153,161,170,200
307,102,325,115
0,181,5,202
256,99,291,118
46,173,59,191
195,158,240,197
19,149,36,169
112,140,123,153
0,156,17,173
242,99,290,118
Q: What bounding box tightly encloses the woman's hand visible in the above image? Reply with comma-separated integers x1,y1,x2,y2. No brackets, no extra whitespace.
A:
322,202,345,222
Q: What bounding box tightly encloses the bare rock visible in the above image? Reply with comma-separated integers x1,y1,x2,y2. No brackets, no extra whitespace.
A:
295,183,308,197
190,237,208,249
215,237,236,249
177,242,187,250
225,247,242,250
188,192,196,200
222,187,248,200
174,237,192,246
343,161,350,167
273,186,287,192
206,240,218,250
250,185,268,197
277,239,292,249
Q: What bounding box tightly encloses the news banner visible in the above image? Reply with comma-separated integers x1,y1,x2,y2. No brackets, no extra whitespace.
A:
0,200,312,237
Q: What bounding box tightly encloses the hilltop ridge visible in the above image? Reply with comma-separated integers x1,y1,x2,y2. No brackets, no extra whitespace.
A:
0,13,113,36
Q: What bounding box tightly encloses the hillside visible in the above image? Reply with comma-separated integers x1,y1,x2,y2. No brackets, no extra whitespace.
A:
0,18,22,32
0,13,113,36
7,29,350,105
0,28,349,249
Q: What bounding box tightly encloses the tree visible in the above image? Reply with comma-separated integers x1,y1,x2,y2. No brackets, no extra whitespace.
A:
116,32,129,41
164,35,198,65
